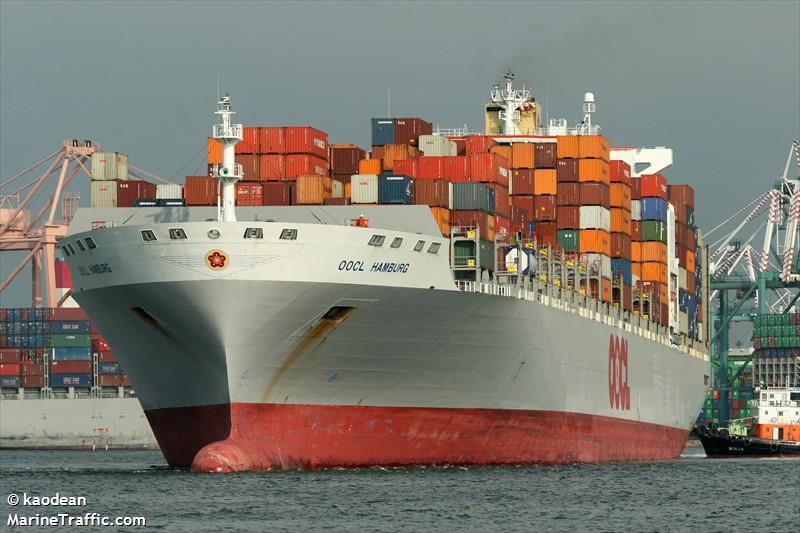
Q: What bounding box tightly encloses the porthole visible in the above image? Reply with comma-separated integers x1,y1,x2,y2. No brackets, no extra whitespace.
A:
207,229,221,240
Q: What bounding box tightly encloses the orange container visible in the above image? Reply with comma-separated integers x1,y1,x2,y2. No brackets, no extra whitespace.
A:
207,137,222,164
610,208,631,234
294,175,332,205
579,229,610,255
641,242,668,263
578,159,610,184
632,262,642,279
490,144,512,164
601,277,612,303
610,183,631,208
511,143,536,169
358,158,383,175
557,136,580,159
686,249,696,272
533,169,557,195
631,242,642,263
430,206,451,236
344,182,351,198
382,144,418,171
259,154,286,181
578,135,610,161
641,262,668,283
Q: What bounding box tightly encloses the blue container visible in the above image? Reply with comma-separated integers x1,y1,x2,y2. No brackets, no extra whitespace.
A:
49,321,91,334
52,347,92,361
371,118,396,146
50,374,92,388
133,199,157,207
99,363,122,375
641,197,668,221
611,258,632,285
527,222,536,240
156,199,186,207
0,376,20,388
378,175,414,204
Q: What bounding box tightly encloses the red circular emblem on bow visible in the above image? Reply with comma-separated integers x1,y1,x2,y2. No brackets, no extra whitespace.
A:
205,250,228,270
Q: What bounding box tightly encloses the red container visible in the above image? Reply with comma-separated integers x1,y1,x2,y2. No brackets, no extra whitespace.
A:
184,175,217,205
259,154,286,181
630,177,641,199
669,184,695,208
99,351,117,363
99,375,124,387
50,360,92,375
686,227,696,250
418,156,446,180
557,182,580,206
237,154,260,181
116,180,156,207
414,179,449,208
50,308,88,321
631,220,641,241
395,117,432,146
640,174,668,199
470,153,509,187
488,184,510,218
580,182,610,207
557,206,580,229
285,126,328,159
260,127,286,154
235,182,263,206
466,135,496,155
55,260,72,289
511,195,535,221
330,145,365,175
450,210,494,240
235,126,260,154
534,195,557,222
21,375,44,388
262,182,293,206
511,169,534,195
534,143,557,168
0,363,20,376
495,215,510,239
534,221,558,247
323,197,351,205
610,160,632,186
286,154,328,180
394,159,419,179
20,362,41,375
556,159,579,182
0,348,21,363
448,137,467,155
510,205,527,234
611,233,632,259
446,156,470,182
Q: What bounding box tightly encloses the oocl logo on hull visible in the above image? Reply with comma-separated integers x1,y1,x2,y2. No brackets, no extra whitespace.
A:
608,334,631,410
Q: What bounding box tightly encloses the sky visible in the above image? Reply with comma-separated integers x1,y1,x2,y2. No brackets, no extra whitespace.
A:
1,0,798,307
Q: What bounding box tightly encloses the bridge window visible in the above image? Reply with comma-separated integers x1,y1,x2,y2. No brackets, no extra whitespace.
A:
141,230,157,242
413,240,425,252
66,243,75,255
84,237,97,249
169,228,187,240
279,228,297,240
244,227,263,239
75,239,86,252
390,237,403,249
61,245,71,257
427,242,441,254
368,235,386,247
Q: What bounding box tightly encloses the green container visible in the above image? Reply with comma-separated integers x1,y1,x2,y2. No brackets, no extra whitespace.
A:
453,240,495,270
641,220,667,243
50,334,91,347
557,230,580,252
732,390,740,400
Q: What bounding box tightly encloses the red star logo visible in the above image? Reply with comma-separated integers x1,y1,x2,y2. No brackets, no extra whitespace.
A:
206,250,228,270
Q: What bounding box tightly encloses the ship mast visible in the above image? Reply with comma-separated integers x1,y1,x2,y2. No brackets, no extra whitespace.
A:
490,71,530,135
211,94,243,222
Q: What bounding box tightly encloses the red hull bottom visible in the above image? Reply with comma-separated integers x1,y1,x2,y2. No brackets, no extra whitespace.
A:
145,403,690,472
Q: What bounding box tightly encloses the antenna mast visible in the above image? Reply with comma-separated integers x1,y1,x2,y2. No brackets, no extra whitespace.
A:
211,94,243,222
490,71,531,135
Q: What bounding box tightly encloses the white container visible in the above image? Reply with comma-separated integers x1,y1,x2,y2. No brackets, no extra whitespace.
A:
91,152,128,181
418,135,456,157
579,206,611,231
631,200,641,221
679,267,687,290
331,179,344,199
679,311,689,333
156,183,183,200
91,181,117,208
350,174,378,204
583,253,612,278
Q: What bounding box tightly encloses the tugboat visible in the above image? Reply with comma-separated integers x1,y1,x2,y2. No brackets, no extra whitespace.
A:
697,387,800,457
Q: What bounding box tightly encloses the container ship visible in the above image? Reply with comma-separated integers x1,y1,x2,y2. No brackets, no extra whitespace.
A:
55,74,709,471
